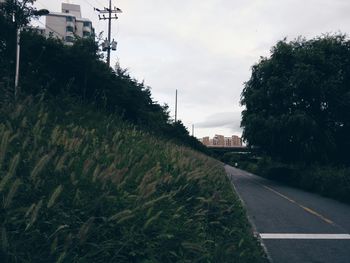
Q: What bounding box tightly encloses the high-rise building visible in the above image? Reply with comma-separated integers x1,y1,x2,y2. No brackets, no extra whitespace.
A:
45,3,94,45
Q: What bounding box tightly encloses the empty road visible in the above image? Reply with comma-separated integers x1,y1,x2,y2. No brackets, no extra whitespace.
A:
225,165,350,263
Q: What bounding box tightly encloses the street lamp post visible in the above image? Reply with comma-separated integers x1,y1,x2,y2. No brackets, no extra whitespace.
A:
14,26,20,99
14,6,49,100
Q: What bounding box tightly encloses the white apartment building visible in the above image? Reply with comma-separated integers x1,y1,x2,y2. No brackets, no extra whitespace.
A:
45,3,94,45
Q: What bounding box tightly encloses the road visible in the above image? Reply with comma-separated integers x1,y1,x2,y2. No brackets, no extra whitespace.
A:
225,165,350,263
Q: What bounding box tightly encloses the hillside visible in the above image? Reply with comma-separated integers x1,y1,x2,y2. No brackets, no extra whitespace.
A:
0,96,266,262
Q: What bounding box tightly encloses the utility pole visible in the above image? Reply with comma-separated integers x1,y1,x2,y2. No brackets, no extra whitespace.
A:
94,1,122,67
175,89,178,122
192,124,194,136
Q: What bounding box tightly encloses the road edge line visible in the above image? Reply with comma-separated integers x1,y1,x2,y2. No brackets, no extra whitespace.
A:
224,164,273,263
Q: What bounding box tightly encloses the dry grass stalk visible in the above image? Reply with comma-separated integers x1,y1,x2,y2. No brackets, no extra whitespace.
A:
32,119,41,136
0,125,4,140
108,209,132,222
144,211,162,229
25,203,36,218
78,217,94,244
140,181,157,199
25,200,43,231
81,145,89,156
92,164,100,182
50,126,60,145
111,167,128,185
50,237,58,254
0,130,10,170
55,153,69,172
3,178,21,209
56,252,66,263
47,185,63,208
1,227,8,252
70,172,79,185
142,194,170,209
82,159,94,175
0,153,20,192
30,153,52,181
67,157,75,169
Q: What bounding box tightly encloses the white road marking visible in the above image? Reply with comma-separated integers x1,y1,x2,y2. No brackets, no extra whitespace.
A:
260,233,350,240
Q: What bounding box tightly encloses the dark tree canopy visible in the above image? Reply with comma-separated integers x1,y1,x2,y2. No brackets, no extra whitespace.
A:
0,0,205,152
241,35,350,164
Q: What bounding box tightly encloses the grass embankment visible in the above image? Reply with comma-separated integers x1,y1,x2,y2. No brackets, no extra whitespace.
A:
0,96,266,262
224,153,350,204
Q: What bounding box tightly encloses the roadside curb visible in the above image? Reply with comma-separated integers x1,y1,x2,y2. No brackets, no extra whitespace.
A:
224,164,273,263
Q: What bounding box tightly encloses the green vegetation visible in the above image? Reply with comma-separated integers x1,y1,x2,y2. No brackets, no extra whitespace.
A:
240,34,350,203
0,96,266,262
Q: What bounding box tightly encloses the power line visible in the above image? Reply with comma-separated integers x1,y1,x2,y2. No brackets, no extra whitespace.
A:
83,0,96,9
35,0,50,10
91,0,105,8
36,20,65,39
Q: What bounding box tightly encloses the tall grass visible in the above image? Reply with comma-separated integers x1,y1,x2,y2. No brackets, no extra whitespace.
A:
0,96,266,262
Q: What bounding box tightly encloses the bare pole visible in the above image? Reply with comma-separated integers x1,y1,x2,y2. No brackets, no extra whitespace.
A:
175,89,178,122
192,124,194,136
15,26,20,100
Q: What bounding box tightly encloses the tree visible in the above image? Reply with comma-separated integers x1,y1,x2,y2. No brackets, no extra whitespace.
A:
241,34,350,164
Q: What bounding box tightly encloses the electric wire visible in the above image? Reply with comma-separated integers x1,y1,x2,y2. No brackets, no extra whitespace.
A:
82,0,95,9
36,20,65,39
34,0,50,10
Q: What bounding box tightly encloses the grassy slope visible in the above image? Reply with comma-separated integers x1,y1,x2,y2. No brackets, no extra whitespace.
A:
0,96,266,262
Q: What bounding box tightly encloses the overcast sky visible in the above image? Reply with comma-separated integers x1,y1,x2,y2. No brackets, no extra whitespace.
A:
32,0,350,138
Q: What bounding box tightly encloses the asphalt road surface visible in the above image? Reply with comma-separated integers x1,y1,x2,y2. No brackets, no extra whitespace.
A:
225,165,350,263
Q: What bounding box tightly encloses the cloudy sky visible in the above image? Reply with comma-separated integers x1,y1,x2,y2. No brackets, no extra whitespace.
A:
32,0,350,138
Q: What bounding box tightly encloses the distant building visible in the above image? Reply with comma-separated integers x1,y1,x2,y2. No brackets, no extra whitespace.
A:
202,136,210,145
231,135,242,146
200,134,243,147
214,134,225,146
45,3,94,45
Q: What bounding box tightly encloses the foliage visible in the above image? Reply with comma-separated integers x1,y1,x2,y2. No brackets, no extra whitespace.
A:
241,34,350,164
242,157,350,204
0,96,266,262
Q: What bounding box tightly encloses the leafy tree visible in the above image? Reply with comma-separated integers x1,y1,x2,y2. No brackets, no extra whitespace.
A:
241,34,350,164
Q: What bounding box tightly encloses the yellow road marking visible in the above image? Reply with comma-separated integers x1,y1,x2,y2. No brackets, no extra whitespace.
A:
262,185,335,225
260,233,350,239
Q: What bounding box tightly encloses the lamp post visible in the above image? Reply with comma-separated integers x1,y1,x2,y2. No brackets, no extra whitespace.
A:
14,7,49,100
